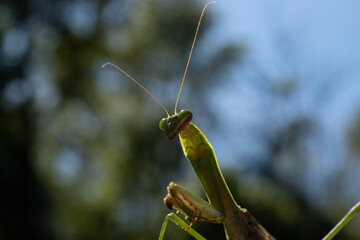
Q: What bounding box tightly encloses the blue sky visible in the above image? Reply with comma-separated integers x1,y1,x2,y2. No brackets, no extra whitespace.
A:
196,0,360,204
208,0,360,156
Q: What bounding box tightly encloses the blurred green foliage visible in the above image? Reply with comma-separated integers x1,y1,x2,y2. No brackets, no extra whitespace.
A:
0,0,359,240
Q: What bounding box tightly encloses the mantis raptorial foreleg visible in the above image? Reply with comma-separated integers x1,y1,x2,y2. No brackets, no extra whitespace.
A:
159,182,224,240
164,182,224,225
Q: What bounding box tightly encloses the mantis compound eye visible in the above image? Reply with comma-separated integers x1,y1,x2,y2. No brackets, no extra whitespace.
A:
159,118,167,131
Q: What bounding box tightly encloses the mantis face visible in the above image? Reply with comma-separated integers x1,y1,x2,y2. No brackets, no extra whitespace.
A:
159,110,193,140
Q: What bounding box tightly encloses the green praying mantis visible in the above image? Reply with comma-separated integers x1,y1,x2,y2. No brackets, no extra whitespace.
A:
103,2,360,239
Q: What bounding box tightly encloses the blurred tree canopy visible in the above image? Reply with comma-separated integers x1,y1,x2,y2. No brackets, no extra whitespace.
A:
0,0,359,240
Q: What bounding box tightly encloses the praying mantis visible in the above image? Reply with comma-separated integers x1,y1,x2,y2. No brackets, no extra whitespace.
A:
103,2,360,239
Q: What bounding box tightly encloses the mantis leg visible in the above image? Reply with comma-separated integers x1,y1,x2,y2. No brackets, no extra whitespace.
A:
322,201,360,240
159,182,224,240
158,213,206,240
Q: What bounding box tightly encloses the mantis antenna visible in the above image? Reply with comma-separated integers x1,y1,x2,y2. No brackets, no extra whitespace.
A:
174,1,216,114
102,62,170,117
102,1,215,117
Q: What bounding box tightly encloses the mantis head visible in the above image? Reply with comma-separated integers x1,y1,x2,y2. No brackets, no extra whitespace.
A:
159,110,193,141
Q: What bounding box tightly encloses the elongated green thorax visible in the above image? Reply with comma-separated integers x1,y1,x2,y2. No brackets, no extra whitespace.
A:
178,123,236,212
178,123,275,240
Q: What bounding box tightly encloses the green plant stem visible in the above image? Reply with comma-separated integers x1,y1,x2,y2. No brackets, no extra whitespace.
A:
322,201,360,240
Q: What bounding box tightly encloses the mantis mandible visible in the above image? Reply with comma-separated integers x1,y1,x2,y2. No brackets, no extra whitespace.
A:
103,2,360,239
